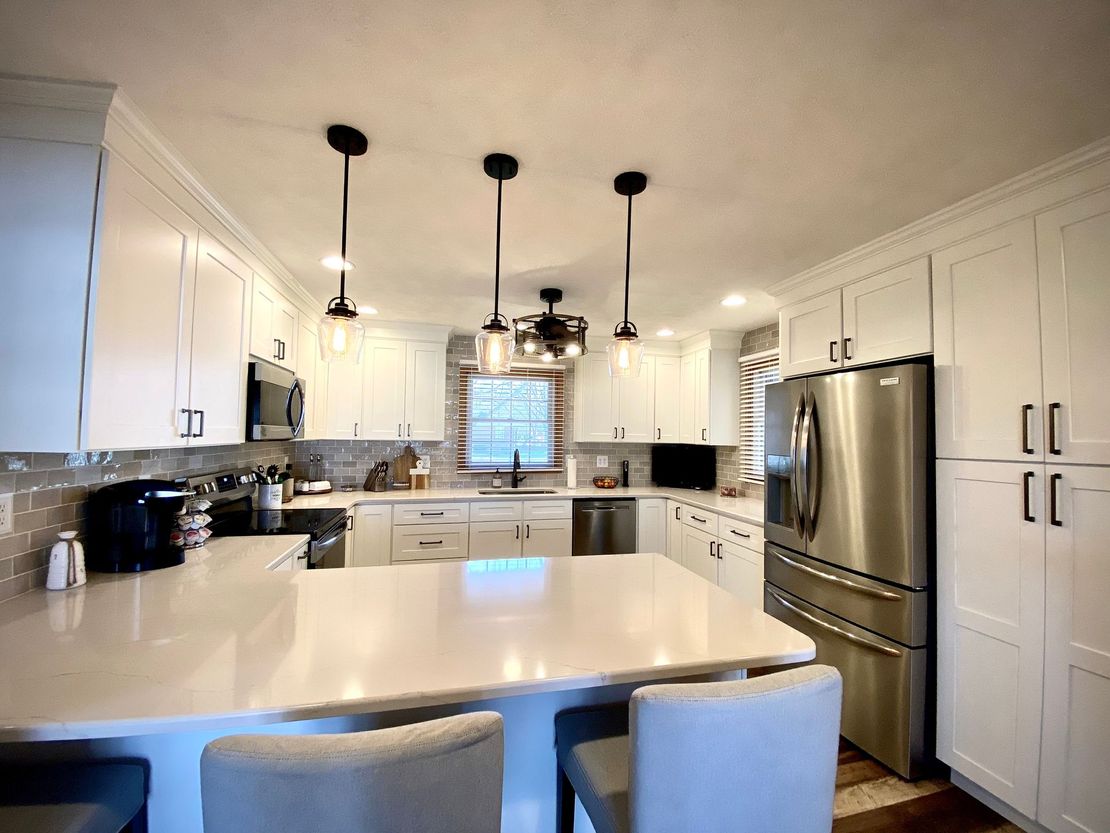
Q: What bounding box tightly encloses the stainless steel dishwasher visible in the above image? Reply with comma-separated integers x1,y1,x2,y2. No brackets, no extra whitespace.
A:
572,498,637,555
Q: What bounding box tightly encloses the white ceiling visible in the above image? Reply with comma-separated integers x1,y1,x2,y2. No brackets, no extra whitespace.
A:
3,1,1110,339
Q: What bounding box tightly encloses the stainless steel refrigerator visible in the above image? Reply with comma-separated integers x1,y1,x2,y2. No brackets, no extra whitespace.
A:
763,362,931,778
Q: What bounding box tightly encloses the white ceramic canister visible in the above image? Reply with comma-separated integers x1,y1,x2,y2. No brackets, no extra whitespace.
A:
46,531,86,591
258,483,284,510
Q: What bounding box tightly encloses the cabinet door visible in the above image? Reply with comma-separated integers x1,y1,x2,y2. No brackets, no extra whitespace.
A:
678,353,698,443
778,289,842,378
273,297,297,369
1036,190,1110,466
350,504,392,567
617,355,655,442
296,319,320,439
85,156,197,449
680,525,718,584
325,358,362,439
1037,466,1110,833
249,276,280,362
842,257,932,367
936,459,1044,817
693,348,711,444
575,353,618,442
468,521,522,560
933,221,1043,461
636,498,667,553
522,519,572,558
666,502,684,565
189,233,249,445
653,355,681,442
717,540,763,608
361,339,406,440
405,341,446,441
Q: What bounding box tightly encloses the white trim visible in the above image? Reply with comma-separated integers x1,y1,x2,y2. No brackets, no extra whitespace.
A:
459,359,567,372
948,772,1050,833
0,75,114,144
768,134,1110,302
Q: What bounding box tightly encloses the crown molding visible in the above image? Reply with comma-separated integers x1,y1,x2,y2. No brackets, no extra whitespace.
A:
767,134,1110,300
0,75,115,144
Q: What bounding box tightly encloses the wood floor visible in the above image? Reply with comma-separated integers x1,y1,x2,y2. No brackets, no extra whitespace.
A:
832,743,1022,833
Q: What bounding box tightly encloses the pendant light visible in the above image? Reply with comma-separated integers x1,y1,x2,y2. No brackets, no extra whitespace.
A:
607,171,647,377
318,124,369,363
475,153,519,373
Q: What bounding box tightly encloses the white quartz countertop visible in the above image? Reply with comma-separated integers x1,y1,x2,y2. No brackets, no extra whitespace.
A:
288,485,764,525
0,538,810,742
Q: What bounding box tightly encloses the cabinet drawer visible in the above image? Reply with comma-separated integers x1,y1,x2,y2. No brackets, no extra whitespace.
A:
391,523,469,562
469,501,523,521
682,507,719,536
720,518,763,556
393,503,470,525
523,499,572,520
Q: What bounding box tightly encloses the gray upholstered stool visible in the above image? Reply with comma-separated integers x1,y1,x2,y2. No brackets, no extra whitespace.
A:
200,712,504,833
555,665,843,833
0,762,147,833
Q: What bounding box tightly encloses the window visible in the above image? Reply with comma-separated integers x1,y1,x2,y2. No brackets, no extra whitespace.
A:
738,350,779,483
457,364,565,472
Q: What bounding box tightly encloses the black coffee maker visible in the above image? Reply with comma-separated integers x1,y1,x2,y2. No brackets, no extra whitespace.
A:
86,480,193,572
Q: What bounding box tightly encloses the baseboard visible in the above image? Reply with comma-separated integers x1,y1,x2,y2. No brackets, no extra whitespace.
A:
949,771,1053,833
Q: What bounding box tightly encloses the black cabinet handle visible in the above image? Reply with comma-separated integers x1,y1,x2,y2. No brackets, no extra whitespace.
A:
730,529,751,538
274,338,281,360
398,423,402,437
418,540,443,546
1048,402,1061,455
1050,473,1062,526
420,511,444,516
180,408,193,438
526,524,530,539
1021,404,1034,454
347,514,354,530
843,337,853,360
515,524,520,540
690,514,707,523
194,409,205,438
407,423,412,437
675,506,680,520
621,427,625,439
354,422,359,437
657,428,661,440
613,427,618,439
701,428,707,442
829,340,839,362
1022,471,1035,522
709,541,716,558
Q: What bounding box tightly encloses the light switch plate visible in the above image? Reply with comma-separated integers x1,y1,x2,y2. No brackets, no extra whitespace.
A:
596,456,609,468
0,493,12,535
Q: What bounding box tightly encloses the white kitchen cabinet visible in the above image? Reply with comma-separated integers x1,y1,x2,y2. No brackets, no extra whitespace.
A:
936,459,1045,817
393,502,470,525
391,523,469,563
360,339,406,439
270,543,310,571
84,155,198,450
522,500,572,520
469,521,524,559
617,355,656,442
841,257,932,367
932,221,1043,461
666,501,684,565
717,539,762,609
249,274,297,369
470,501,523,522
295,318,328,440
521,519,572,557
324,357,362,439
653,355,681,442
1037,465,1110,833
404,341,446,441
678,353,698,444
1036,189,1110,467
572,352,656,443
680,524,718,584
778,289,843,378
350,504,391,567
678,345,739,446
636,498,667,554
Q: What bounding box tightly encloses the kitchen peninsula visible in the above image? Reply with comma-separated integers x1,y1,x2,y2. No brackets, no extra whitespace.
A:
0,541,812,833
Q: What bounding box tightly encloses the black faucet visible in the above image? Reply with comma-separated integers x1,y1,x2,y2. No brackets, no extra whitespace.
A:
512,449,527,488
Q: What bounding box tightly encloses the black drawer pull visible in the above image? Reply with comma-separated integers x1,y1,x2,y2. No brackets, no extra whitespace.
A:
420,511,445,516
689,514,707,523
729,529,751,538
418,539,444,546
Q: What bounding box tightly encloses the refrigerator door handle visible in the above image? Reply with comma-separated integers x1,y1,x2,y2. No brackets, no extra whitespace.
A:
800,391,820,540
767,589,903,657
789,394,805,536
768,550,903,600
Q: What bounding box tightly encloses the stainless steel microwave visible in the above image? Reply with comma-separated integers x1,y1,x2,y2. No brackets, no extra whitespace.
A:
246,361,305,441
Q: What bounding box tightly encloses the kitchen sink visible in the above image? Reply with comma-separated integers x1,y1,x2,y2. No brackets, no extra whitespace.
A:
476,488,559,495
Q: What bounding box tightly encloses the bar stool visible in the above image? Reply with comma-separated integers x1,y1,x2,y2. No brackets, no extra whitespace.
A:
201,711,504,833
555,665,842,833
0,761,147,832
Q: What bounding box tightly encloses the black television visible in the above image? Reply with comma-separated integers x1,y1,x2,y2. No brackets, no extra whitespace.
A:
651,444,716,491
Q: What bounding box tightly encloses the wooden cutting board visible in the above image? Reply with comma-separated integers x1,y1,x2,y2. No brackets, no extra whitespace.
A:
393,445,418,487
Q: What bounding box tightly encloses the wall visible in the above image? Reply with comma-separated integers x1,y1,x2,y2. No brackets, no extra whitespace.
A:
715,322,779,497
0,442,294,602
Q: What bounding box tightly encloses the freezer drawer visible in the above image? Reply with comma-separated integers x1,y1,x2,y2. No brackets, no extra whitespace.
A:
765,583,929,779
765,544,928,647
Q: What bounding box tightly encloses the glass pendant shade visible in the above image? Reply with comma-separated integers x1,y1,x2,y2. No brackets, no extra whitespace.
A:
319,309,365,363
475,324,515,374
607,333,644,377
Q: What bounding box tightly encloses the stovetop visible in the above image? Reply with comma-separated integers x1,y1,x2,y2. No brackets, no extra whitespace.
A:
207,507,346,539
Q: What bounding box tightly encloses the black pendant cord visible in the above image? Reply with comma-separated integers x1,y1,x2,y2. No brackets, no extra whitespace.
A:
493,174,503,321
338,148,350,304
622,193,633,327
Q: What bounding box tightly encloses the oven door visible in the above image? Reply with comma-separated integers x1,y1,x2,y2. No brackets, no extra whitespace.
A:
308,516,348,569
247,361,305,441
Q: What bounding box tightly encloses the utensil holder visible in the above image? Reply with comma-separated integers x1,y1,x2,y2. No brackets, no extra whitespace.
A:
258,484,283,510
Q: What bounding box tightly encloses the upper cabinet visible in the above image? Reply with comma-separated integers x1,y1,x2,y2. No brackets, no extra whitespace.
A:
404,341,447,442
295,318,328,440
679,343,739,446
652,355,681,442
249,273,298,370
572,353,656,443
779,257,932,379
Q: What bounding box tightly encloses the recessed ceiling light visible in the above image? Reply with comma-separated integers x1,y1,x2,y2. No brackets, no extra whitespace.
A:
320,255,355,271
356,305,378,315
721,295,747,307
655,328,675,337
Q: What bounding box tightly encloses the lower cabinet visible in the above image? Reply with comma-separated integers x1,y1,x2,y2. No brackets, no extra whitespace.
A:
673,504,765,606
680,525,718,584
717,540,762,609
270,543,310,571
666,501,684,566
391,523,469,563
469,518,572,559
520,519,572,558
636,498,667,554
349,504,391,567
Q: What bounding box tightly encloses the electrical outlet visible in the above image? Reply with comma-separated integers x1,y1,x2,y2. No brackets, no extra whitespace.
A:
596,456,609,468
0,493,12,536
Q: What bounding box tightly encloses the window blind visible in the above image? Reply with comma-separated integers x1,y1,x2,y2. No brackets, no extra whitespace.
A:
738,350,780,483
457,363,566,473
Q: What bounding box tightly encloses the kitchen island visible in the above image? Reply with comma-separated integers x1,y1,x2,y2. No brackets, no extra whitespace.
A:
0,538,813,833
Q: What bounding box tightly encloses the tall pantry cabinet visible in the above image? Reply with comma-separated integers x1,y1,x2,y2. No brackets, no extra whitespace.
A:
934,187,1110,833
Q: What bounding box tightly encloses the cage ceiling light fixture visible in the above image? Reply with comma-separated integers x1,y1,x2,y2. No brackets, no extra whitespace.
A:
317,124,369,363
513,288,588,362
474,153,520,374
607,171,648,377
